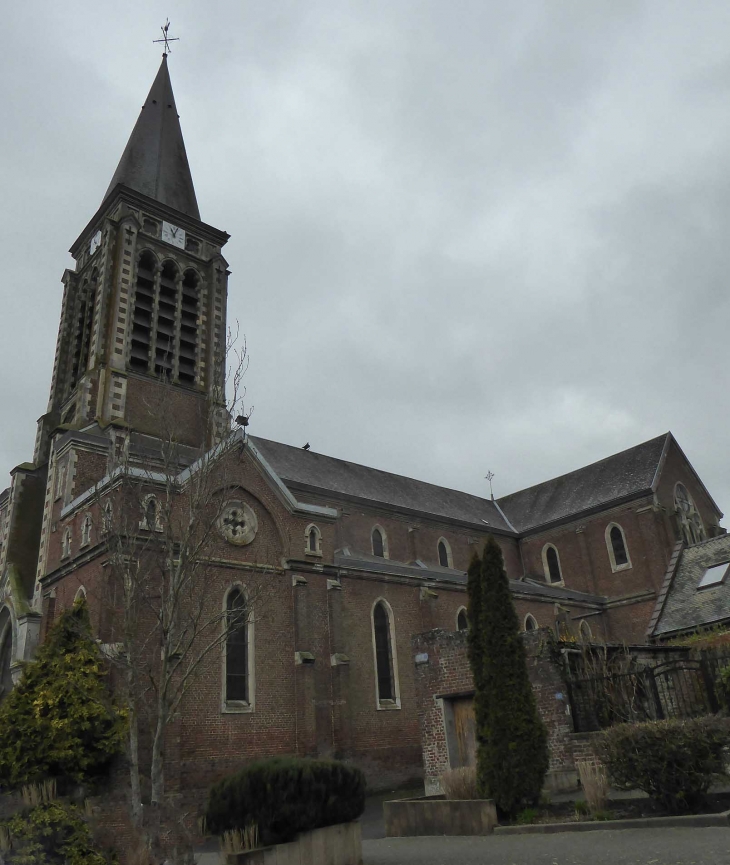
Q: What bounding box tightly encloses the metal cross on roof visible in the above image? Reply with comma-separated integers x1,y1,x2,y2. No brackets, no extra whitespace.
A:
153,19,179,55
485,471,495,500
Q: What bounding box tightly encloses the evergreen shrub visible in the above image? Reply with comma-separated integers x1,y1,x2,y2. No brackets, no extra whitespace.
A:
467,538,549,818
715,663,730,713
204,757,366,845
602,716,729,813
0,600,127,789
0,801,112,864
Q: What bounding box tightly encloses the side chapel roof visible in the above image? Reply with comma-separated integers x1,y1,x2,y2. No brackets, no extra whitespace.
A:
652,534,730,637
334,547,605,605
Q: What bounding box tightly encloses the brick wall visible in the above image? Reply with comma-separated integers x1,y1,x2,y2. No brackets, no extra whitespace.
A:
412,628,587,794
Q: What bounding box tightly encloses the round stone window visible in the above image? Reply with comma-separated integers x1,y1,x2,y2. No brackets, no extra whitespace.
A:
218,501,258,546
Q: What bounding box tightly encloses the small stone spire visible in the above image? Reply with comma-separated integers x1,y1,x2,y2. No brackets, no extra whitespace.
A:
103,55,200,220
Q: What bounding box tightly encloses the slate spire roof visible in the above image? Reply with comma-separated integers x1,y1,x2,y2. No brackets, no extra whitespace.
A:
103,55,200,220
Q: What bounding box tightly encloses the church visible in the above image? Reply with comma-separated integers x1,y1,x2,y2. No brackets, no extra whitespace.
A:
0,55,726,799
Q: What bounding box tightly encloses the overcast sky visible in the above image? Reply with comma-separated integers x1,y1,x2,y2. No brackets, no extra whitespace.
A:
1,1,728,517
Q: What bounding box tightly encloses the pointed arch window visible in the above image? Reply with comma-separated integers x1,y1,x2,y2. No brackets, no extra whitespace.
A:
542,544,562,584
605,523,631,572
372,600,399,708
674,483,706,546
456,608,468,632
61,527,72,559
305,524,322,556
372,527,388,559
130,251,156,372
155,260,179,379
81,513,92,548
224,587,251,707
101,500,113,536
140,495,162,532
524,614,538,632
69,269,98,392
129,252,201,387
579,619,592,641
178,269,199,385
437,538,452,568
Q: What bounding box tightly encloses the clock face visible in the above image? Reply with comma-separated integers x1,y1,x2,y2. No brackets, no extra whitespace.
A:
161,221,186,249
89,230,102,255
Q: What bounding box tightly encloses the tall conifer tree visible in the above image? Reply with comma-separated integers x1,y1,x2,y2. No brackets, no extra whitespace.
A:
467,537,548,817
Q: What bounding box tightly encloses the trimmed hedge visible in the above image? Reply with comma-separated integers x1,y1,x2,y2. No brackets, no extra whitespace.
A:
205,757,366,845
602,716,729,813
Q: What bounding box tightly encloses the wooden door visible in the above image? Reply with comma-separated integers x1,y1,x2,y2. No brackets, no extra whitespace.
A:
452,697,477,768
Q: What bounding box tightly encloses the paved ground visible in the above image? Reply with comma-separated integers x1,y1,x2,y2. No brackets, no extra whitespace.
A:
363,828,730,865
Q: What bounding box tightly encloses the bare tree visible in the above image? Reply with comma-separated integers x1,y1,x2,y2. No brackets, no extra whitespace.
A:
85,332,277,858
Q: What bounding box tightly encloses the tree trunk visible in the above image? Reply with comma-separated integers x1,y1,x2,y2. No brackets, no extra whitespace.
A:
150,710,166,806
150,647,170,806
127,695,143,828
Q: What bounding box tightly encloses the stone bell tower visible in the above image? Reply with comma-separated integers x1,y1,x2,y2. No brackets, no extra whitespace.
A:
35,54,231,463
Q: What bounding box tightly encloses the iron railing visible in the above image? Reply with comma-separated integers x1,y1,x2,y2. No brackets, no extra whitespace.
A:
566,653,729,733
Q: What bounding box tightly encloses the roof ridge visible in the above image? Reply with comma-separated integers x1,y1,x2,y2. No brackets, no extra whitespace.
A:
249,436,495,505
497,432,669,503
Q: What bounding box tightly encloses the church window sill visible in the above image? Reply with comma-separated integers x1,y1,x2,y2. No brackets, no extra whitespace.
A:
222,701,254,714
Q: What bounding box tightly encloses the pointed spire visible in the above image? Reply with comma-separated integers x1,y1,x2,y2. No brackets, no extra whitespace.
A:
104,56,200,220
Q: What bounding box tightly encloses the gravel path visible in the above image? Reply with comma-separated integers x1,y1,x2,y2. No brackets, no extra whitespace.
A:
363,827,730,865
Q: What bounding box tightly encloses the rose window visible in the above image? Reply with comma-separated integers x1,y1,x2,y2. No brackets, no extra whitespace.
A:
218,501,258,546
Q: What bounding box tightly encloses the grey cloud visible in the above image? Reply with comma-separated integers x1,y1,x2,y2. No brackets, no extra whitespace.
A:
1,0,727,518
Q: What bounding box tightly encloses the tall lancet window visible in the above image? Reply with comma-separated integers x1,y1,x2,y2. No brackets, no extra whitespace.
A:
674,483,706,546
178,269,199,385
225,587,250,705
130,251,156,372
372,600,399,707
155,261,179,378
69,269,98,391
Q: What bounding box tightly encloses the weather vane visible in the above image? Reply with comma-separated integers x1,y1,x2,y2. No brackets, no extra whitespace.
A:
153,19,179,56
485,471,495,500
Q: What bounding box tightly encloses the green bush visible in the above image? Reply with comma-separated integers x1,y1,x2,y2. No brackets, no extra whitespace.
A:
0,600,127,789
602,716,729,813
467,538,549,818
514,807,539,825
715,663,730,713
1,801,113,864
205,757,366,845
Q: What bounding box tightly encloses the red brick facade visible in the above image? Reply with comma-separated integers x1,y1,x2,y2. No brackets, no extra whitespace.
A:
0,54,726,846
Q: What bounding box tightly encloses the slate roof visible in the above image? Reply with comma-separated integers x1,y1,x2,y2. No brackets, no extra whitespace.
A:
496,433,670,532
249,437,514,532
103,55,200,219
652,535,730,637
333,548,605,605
